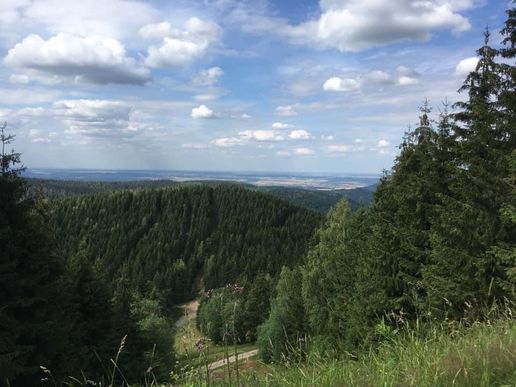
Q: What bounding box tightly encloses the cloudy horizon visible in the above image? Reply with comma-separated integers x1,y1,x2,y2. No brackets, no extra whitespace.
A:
0,0,509,174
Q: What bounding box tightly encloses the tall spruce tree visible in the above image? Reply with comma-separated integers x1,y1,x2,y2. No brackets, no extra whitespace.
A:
426,28,514,318
0,125,73,385
358,102,449,322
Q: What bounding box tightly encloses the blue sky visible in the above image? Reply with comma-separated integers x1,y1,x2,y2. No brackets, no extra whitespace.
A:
0,0,511,173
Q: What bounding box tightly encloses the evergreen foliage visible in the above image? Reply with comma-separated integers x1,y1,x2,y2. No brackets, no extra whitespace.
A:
50,185,322,307
257,266,306,363
0,125,72,385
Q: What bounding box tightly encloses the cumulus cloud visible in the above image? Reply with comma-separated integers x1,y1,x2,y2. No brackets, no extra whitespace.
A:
212,123,314,149
455,56,479,76
191,104,214,119
289,129,313,140
144,17,222,68
4,33,150,85
22,0,156,40
192,66,224,86
276,105,297,116
0,0,155,45
54,99,141,140
323,76,360,91
228,0,473,52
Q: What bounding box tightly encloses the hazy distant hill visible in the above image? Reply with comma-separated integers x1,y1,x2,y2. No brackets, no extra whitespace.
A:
28,177,376,213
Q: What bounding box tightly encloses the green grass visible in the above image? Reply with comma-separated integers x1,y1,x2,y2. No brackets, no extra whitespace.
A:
184,317,516,387
174,316,257,366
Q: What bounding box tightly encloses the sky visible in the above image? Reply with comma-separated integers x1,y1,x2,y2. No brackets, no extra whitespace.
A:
0,0,511,174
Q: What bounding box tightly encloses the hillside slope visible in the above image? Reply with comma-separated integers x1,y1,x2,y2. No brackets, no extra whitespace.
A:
51,185,322,306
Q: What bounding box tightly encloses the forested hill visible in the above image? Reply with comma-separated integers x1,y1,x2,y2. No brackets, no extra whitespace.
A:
29,177,375,213
50,185,323,306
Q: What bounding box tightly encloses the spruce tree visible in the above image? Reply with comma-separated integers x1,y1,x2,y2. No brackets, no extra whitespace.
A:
427,27,514,318
0,124,73,385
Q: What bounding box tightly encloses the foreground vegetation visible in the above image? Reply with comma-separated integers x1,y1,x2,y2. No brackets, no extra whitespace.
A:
235,316,516,387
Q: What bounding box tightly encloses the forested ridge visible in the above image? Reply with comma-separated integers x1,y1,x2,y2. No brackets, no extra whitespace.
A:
28,177,375,213
51,185,322,305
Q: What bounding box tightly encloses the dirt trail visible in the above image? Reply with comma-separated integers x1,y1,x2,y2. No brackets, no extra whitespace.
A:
175,299,259,371
175,299,199,328
207,349,259,371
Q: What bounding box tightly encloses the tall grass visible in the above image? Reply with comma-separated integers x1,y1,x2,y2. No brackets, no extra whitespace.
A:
236,317,516,387
56,310,516,386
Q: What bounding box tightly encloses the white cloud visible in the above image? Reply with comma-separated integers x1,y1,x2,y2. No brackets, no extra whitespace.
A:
294,147,314,155
276,105,297,116
229,0,473,52
139,22,174,39
272,122,295,129
398,76,419,85
191,104,214,119
355,138,363,143
241,113,251,119
321,134,334,140
378,139,390,147
239,130,284,141
4,33,150,85
144,17,222,68
323,76,360,92
192,66,224,87
455,56,479,76
22,0,156,40
54,99,142,141
289,129,313,140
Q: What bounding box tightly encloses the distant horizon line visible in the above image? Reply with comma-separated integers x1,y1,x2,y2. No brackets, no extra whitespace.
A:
24,167,383,177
